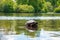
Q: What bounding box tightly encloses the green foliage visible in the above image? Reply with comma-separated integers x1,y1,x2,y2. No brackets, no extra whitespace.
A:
41,2,53,13
46,0,58,7
3,5,13,13
16,0,28,4
17,4,34,13
37,0,45,12
0,0,17,13
0,0,60,13
0,0,6,12
3,0,17,13
54,6,60,13
28,0,38,13
12,2,17,12
57,0,60,6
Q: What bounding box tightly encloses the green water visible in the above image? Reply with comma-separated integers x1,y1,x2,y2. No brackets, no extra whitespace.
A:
0,20,60,34
0,13,60,36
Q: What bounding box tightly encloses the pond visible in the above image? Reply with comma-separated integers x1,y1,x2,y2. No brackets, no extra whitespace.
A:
0,13,60,40
0,29,60,40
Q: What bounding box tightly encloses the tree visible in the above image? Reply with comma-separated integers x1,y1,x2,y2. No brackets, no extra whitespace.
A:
41,2,53,12
57,0,60,6
28,0,45,13
38,0,45,12
16,4,34,13
54,6,60,13
3,0,17,13
16,0,28,4
28,0,38,13
46,0,58,7
0,0,6,12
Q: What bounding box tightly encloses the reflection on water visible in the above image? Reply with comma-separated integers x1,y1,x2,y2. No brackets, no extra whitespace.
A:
39,29,51,40
0,29,60,40
0,13,60,40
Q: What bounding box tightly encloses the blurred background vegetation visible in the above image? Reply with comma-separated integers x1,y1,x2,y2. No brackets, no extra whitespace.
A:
0,0,60,13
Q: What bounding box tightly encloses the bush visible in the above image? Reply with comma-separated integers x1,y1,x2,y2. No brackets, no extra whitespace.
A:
0,0,6,12
13,2,17,12
57,0,60,6
3,0,17,13
54,6,60,13
17,4,34,13
41,2,53,13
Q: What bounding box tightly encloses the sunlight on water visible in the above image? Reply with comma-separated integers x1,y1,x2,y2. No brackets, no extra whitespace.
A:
39,28,52,40
1,29,60,40
0,16,60,20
